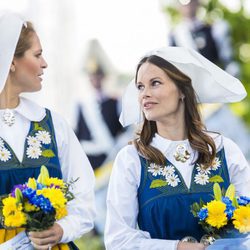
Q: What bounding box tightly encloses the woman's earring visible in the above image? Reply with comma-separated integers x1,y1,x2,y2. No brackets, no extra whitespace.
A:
10,65,15,72
180,96,185,102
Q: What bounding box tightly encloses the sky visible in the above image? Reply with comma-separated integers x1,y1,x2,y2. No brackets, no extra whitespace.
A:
0,0,248,120
0,0,168,119
0,0,167,73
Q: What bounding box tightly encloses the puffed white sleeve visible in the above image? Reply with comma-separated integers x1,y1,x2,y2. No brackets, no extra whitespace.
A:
104,145,178,250
223,136,250,196
51,111,96,243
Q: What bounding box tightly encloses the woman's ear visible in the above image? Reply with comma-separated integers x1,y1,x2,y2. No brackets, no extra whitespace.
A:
10,61,15,73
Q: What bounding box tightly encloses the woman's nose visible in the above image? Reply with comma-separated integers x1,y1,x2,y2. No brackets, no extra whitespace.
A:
41,57,48,68
142,86,151,98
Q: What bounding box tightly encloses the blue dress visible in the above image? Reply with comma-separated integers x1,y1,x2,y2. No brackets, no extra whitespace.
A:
137,148,230,241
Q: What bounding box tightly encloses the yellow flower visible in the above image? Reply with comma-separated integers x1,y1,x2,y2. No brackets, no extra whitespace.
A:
2,196,22,217
4,211,27,227
55,206,68,220
233,206,250,233
206,200,227,229
45,177,65,188
37,187,67,209
24,201,39,212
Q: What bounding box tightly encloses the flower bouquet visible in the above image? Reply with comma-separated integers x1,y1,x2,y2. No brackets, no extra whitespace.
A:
0,165,76,232
191,183,250,245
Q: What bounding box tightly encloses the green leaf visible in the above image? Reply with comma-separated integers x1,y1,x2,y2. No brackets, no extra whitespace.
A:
34,122,44,131
15,188,23,203
190,202,201,217
232,197,239,208
42,150,55,158
225,184,235,201
213,183,222,201
209,175,224,183
150,179,167,188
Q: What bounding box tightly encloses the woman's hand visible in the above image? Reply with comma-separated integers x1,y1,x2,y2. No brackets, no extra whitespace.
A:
177,241,206,250
28,223,63,250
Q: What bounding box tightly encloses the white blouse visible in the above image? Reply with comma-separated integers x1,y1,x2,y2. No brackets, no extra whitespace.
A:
0,97,96,243
105,133,250,250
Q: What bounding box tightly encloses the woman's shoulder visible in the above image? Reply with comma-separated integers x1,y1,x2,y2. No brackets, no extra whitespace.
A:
113,143,141,184
206,131,241,152
116,143,138,159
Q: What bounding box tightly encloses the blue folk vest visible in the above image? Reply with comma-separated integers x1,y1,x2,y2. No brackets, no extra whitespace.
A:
0,109,62,196
138,148,230,241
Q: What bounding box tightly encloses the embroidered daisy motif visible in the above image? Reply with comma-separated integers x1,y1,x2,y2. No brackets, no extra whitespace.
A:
0,147,11,162
166,174,181,187
26,146,42,159
161,165,175,177
35,131,51,144
148,163,162,176
196,165,211,175
194,172,209,185
27,136,42,148
210,157,221,170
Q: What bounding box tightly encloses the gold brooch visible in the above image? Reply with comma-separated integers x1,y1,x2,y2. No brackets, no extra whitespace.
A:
174,144,190,163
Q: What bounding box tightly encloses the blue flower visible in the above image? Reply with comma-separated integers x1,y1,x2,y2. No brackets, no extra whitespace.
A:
222,197,235,219
22,187,36,199
36,183,44,190
237,196,250,206
222,197,232,206
30,195,54,213
198,208,208,220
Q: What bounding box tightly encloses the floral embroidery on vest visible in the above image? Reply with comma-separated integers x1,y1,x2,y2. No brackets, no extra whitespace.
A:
194,157,222,185
26,122,54,159
148,163,181,188
0,138,11,162
148,156,223,190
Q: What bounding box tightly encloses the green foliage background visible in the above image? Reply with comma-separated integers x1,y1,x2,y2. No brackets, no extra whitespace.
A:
163,0,250,127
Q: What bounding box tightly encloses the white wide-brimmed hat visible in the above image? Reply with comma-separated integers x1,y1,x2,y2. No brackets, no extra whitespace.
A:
0,11,25,93
119,46,247,127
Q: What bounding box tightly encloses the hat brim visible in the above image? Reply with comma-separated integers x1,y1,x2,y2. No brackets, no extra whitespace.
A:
0,11,25,93
119,47,247,127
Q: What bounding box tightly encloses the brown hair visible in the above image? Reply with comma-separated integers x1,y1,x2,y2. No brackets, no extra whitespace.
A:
133,55,216,169
14,22,35,58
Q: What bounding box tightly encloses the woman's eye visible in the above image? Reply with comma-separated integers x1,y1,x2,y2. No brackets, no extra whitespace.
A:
137,84,144,90
35,53,42,58
152,80,160,86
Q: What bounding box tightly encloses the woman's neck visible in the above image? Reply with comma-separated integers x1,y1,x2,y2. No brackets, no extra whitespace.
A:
156,116,187,141
0,83,20,109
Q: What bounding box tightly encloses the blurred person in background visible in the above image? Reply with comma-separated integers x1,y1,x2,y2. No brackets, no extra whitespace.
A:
73,41,132,237
74,63,124,170
0,11,95,250
167,0,250,160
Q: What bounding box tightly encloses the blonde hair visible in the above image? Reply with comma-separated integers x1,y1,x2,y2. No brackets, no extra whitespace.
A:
14,22,35,58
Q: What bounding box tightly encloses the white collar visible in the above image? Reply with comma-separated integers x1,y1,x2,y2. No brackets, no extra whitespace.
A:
151,133,190,154
15,97,46,122
151,132,223,154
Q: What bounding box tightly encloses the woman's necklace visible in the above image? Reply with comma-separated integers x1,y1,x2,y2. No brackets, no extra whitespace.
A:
174,144,191,163
2,109,15,126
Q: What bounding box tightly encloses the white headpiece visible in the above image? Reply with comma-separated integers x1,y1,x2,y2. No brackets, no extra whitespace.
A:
0,11,25,93
119,46,247,127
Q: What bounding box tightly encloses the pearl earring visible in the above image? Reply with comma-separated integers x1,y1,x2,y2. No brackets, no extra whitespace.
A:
10,65,15,72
